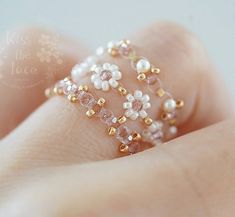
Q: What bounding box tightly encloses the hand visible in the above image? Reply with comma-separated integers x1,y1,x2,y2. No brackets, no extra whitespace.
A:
0,22,234,217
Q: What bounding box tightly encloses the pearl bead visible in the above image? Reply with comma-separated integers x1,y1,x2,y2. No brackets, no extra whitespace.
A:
102,81,109,91
123,102,132,109
136,59,151,74
169,126,177,135
126,94,135,102
112,70,122,80
85,56,97,65
142,94,150,103
94,80,102,89
107,41,118,49
163,99,176,113
71,65,87,82
149,121,162,132
134,90,143,99
109,78,118,88
139,110,148,118
143,102,151,109
96,46,105,56
130,112,139,120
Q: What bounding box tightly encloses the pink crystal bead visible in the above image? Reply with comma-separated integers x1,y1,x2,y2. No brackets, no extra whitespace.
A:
132,99,143,112
146,74,158,85
128,142,140,154
116,125,132,144
78,92,96,107
98,108,115,126
118,42,133,57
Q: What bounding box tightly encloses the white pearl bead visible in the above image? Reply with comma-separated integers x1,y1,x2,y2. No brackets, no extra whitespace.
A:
102,81,110,91
123,102,132,109
142,94,150,103
136,59,151,73
139,110,148,118
107,41,118,49
169,126,177,135
96,46,105,56
125,109,134,117
149,121,163,132
143,102,151,109
109,78,118,88
91,74,99,83
130,112,139,120
94,79,102,89
163,99,176,113
112,70,122,80
85,56,97,65
126,94,135,102
103,63,111,70
71,65,87,82
134,90,143,99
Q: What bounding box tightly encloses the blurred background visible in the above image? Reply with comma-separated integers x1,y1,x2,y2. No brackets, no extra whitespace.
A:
0,0,234,94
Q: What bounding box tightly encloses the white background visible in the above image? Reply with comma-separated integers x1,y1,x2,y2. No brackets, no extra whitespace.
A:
0,0,234,95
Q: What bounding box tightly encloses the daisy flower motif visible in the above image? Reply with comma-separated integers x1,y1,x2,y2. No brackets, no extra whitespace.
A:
123,90,151,120
90,63,122,91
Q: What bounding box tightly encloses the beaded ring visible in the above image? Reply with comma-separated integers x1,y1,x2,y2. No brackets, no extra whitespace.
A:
46,39,184,155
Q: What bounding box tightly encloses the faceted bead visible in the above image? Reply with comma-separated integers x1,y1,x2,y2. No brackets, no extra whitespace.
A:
132,100,143,111
98,108,115,126
146,74,158,85
78,92,95,107
116,126,132,144
118,42,133,57
128,142,140,154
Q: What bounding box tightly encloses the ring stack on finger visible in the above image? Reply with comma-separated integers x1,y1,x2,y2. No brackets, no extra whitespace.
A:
45,39,184,155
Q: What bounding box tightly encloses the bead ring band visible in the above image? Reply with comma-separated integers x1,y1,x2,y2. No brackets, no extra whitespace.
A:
46,39,184,155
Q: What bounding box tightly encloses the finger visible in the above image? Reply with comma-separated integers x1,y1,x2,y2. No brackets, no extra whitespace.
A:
1,22,233,169
0,27,89,138
1,120,234,216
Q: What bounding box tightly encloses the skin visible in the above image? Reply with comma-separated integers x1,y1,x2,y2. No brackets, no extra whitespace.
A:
0,22,234,217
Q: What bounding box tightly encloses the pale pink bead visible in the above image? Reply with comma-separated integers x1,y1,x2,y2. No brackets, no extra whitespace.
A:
151,130,163,141
78,92,96,107
146,74,158,85
128,142,140,154
100,70,112,81
116,126,132,144
98,108,115,125
118,42,133,57
132,99,143,111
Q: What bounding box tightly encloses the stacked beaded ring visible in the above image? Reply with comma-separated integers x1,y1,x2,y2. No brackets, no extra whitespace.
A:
45,77,142,154
46,39,184,155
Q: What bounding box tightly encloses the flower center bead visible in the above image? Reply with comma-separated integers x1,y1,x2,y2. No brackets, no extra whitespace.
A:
100,70,112,81
132,99,143,111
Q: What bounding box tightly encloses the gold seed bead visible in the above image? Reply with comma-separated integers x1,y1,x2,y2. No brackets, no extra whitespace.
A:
156,88,165,97
97,98,106,107
119,144,129,153
137,73,146,81
45,88,52,98
144,117,153,126
176,100,184,109
151,67,160,74
169,119,177,126
108,48,119,56
78,85,89,92
68,94,78,103
108,127,116,136
86,109,95,118
161,112,168,121
132,132,142,141
118,86,128,96
53,87,63,95
117,116,127,124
